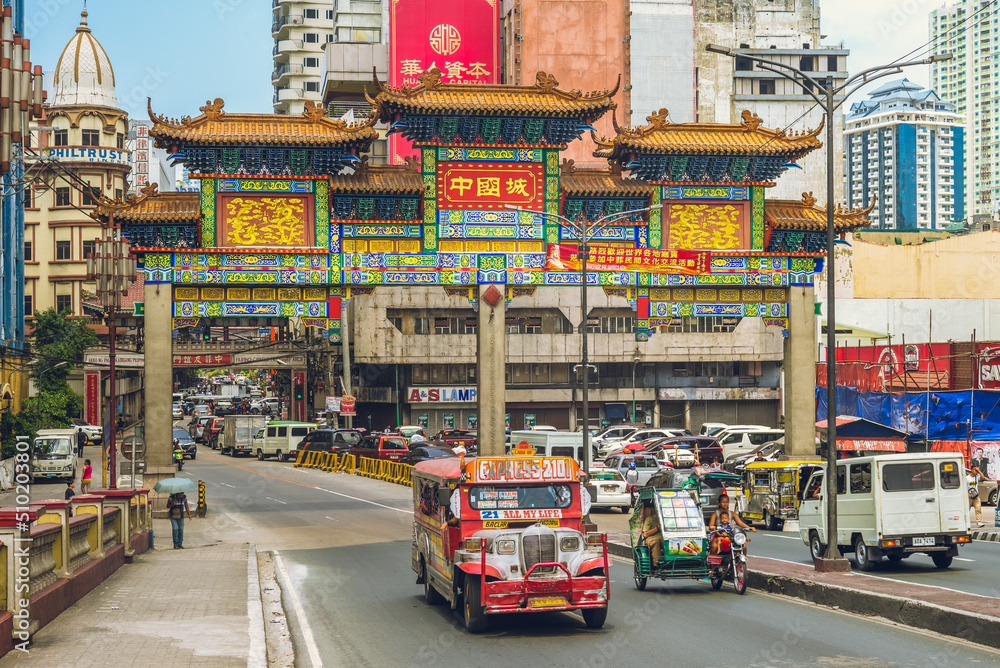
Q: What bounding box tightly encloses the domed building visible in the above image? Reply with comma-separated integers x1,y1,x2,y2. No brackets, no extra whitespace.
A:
25,10,131,321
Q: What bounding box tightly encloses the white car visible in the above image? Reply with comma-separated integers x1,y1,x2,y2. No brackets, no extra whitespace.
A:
598,429,687,459
172,404,183,419
653,443,697,468
71,419,103,444
588,469,632,513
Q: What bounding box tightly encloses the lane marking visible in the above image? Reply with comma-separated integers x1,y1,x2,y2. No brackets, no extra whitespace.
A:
200,450,411,514
219,482,235,488
954,557,976,562
265,497,288,505
757,533,800,540
274,552,323,668
324,516,340,522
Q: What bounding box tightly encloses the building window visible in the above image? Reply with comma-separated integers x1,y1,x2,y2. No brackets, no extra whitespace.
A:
304,33,319,43
82,185,95,206
55,187,71,207
663,316,742,333
326,34,335,43
554,315,574,333
304,81,320,92
735,43,752,71
505,317,541,334
23,241,31,261
116,132,124,149
304,8,319,19
53,129,68,146
337,27,381,42
55,240,71,260
24,294,32,317
304,57,320,68
115,189,123,200
759,79,776,95
326,9,334,20
83,240,95,259
434,317,453,334
56,294,72,313
81,129,100,146
828,55,838,72
414,317,429,334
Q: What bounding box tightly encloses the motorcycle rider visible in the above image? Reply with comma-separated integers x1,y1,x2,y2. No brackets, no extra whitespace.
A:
708,493,754,555
173,439,184,471
624,461,639,506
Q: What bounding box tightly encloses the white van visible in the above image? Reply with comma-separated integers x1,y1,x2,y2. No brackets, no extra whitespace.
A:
32,429,78,482
508,430,589,462
718,428,784,459
798,453,972,570
253,421,317,461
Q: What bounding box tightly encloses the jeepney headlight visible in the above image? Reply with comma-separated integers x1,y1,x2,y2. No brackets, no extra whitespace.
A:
560,536,581,552
496,539,516,555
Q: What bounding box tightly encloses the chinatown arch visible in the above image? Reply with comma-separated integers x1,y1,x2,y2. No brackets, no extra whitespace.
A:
94,70,873,490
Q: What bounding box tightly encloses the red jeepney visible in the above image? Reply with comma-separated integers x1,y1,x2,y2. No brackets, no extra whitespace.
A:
411,455,610,633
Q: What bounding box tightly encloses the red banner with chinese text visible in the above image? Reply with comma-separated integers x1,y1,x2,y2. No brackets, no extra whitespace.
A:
84,371,100,427
173,354,233,367
437,162,544,211
388,0,500,164
546,244,711,275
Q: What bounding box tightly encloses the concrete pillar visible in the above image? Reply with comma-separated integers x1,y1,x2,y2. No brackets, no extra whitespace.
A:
784,285,817,456
652,399,660,428
683,400,691,433
476,284,506,456
143,282,175,500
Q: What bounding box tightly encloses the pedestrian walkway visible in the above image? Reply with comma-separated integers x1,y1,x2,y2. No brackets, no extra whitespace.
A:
0,512,261,667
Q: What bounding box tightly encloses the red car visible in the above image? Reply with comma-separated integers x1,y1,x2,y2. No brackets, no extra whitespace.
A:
350,433,409,461
430,429,477,453
205,417,225,449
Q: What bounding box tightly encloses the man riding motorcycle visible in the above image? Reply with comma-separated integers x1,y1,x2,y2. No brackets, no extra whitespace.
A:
173,439,184,471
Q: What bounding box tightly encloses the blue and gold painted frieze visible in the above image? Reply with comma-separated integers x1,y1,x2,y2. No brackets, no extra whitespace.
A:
341,223,422,238
663,186,750,200
173,301,328,318
217,178,313,193
437,147,542,162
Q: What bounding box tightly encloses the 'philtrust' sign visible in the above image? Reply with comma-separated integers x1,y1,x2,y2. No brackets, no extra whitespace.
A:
407,387,477,403
44,147,131,165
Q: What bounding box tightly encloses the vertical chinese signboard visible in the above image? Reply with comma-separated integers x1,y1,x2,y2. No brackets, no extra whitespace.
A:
389,0,500,164
84,371,100,427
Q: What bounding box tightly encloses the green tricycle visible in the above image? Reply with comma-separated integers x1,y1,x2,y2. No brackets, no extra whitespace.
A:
629,468,743,591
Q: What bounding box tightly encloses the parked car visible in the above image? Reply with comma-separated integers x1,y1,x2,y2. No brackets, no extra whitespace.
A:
172,427,197,459
401,445,456,466
588,469,631,513
350,434,409,462
297,428,362,455
602,453,664,486
71,418,103,444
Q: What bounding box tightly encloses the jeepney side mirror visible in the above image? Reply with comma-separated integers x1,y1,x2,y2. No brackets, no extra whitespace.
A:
438,487,452,507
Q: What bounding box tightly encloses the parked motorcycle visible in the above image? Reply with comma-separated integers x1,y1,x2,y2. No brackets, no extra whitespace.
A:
708,526,748,594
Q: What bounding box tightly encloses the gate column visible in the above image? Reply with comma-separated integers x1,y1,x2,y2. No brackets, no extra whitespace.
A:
477,283,506,457
784,284,817,456
143,281,175,499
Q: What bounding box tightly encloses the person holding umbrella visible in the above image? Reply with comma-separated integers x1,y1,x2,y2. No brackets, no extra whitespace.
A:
155,478,198,549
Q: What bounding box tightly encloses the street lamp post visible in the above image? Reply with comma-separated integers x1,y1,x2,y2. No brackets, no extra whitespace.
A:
705,44,951,569
505,203,663,475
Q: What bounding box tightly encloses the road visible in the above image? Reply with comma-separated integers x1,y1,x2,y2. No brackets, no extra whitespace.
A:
154,433,1000,667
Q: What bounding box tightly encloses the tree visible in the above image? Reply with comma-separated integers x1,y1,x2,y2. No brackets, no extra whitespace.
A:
30,308,98,394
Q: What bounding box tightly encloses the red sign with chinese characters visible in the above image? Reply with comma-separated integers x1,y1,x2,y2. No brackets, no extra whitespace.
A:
388,0,500,164
437,162,544,211
84,371,100,427
172,354,233,367
546,244,711,275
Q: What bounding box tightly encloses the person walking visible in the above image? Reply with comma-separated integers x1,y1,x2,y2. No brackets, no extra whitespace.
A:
969,464,985,527
76,429,87,458
65,481,75,500
81,459,93,494
167,492,193,548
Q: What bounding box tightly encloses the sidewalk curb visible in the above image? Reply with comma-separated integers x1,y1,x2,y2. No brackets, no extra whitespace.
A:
607,541,1000,649
247,543,267,668
971,529,1000,542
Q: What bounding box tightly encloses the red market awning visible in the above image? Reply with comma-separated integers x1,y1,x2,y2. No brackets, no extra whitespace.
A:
836,437,905,452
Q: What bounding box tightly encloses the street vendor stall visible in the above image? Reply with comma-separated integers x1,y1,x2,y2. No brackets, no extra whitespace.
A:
816,416,908,457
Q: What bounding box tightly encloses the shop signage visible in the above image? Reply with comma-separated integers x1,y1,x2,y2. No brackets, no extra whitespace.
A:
340,395,356,416
357,387,394,403
443,413,455,428
523,413,536,429
84,353,145,368
84,372,100,426
325,396,341,412
979,346,1000,389
547,244,711,275
406,386,477,403
436,162,544,211
467,414,477,429
657,387,780,401
44,147,130,165
417,414,429,428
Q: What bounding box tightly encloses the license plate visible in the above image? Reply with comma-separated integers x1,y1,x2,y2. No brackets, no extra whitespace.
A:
912,536,935,547
527,596,568,609
602,485,616,491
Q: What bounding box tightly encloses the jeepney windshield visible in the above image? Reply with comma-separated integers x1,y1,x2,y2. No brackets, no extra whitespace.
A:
468,485,573,510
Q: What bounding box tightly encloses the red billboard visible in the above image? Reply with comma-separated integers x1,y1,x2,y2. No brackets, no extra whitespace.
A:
832,343,952,391
977,344,1000,389
546,244,711,275
84,371,100,427
388,0,500,164
437,162,544,211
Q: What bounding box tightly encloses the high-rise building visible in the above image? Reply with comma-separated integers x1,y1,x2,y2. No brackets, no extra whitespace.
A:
691,0,849,201
272,1,336,114
930,1,998,218
843,79,964,230
24,11,130,320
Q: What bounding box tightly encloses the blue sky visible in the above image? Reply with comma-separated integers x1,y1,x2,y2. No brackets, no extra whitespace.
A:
23,0,933,121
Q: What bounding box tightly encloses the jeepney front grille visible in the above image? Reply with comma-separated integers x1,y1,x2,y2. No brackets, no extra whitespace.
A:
522,533,556,574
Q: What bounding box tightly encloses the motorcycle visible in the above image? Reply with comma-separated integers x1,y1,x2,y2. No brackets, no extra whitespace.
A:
707,526,748,594
174,451,184,471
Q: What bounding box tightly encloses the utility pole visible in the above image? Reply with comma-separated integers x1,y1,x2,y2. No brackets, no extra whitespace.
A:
706,43,951,572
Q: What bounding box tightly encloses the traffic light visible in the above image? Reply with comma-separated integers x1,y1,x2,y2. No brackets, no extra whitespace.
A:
294,384,303,401
203,329,211,342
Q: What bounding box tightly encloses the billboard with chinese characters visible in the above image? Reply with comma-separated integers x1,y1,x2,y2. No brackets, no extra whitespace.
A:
437,162,544,211
388,0,500,164
546,244,710,275
664,203,748,250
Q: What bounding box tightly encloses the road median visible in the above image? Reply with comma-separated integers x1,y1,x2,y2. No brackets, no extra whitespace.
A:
607,538,1000,649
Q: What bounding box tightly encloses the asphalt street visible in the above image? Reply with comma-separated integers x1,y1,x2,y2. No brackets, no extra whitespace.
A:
152,430,1000,667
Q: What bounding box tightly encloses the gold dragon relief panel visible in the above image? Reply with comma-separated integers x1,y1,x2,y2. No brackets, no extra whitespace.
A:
664,203,748,251
218,194,315,248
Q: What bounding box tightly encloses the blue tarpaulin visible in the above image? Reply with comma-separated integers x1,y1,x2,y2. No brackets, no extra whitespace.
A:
815,387,1000,441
